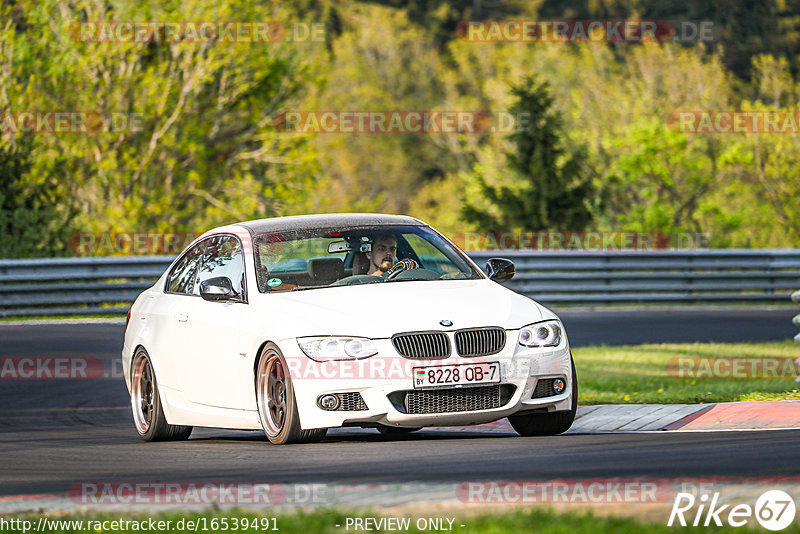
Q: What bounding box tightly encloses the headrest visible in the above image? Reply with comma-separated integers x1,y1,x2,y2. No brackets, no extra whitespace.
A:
307,257,344,282
352,252,370,275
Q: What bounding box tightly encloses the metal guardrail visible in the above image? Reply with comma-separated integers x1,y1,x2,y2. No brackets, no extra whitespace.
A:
0,256,173,317
1,250,799,317
470,250,800,305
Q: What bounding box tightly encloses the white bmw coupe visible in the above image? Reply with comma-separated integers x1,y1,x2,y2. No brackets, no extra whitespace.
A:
123,214,577,444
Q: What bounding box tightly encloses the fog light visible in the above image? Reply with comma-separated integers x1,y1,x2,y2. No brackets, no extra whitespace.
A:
553,378,566,395
319,394,340,411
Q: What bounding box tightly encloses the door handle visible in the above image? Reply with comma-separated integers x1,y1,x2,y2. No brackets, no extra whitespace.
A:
175,312,189,322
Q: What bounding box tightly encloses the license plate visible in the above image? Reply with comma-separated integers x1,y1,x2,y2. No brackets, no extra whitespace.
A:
412,362,500,389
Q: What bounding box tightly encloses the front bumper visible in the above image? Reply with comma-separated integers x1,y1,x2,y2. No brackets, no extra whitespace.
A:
280,334,573,430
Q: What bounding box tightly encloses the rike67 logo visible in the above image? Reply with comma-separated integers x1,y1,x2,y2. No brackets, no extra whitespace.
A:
669,490,796,531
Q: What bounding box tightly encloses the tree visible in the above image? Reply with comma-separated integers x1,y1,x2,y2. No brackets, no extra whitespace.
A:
2,0,323,247
603,119,744,244
461,78,595,231
0,138,75,257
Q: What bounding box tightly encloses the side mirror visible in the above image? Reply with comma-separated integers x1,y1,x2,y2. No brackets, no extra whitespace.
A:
199,276,240,302
485,258,515,284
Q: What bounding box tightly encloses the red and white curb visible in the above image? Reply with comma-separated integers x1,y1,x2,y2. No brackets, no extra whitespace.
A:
2,401,800,513
4,479,800,514
425,400,800,434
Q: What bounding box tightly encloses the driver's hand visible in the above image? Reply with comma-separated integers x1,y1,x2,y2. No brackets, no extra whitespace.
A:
382,258,419,278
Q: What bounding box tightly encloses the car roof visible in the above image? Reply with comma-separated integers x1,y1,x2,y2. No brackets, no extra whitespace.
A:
237,213,426,234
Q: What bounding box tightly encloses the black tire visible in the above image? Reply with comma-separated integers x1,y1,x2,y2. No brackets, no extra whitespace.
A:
508,355,578,437
130,349,192,442
255,343,327,445
376,425,422,437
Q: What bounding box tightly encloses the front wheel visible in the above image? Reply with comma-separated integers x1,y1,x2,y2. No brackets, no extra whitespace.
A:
508,355,578,437
255,343,327,445
130,349,192,442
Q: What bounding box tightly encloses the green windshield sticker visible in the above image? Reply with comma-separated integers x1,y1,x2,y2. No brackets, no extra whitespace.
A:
267,278,282,287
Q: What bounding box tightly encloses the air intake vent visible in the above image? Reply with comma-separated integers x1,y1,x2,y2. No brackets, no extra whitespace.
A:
392,332,451,359
388,384,516,415
531,379,556,399
454,327,506,357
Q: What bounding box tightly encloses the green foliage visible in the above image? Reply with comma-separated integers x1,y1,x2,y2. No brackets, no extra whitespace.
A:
575,341,800,405
462,79,595,231
603,119,737,239
0,138,75,257
303,3,459,215
536,0,800,82
3,0,800,256
1,0,324,251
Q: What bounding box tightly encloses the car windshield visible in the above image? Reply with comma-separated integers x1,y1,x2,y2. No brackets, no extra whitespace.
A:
252,225,482,292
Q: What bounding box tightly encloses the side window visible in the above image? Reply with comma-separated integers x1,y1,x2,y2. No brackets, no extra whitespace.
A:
166,242,205,294
196,235,246,298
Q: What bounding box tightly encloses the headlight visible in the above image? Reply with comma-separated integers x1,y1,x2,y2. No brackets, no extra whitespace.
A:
518,321,563,348
297,336,378,361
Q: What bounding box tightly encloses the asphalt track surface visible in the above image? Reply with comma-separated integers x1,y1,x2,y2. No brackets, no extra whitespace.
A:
1,308,799,498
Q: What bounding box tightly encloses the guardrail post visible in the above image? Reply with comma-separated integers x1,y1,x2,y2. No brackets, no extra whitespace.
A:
767,252,775,295
793,289,800,344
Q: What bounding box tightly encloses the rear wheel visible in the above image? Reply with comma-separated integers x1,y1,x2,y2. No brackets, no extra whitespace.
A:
130,349,192,442
256,343,327,445
508,355,578,437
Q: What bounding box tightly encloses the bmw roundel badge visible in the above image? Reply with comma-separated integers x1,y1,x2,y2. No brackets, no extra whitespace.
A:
440,319,453,327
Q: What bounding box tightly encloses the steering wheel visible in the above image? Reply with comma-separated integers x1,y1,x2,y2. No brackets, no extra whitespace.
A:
383,258,419,280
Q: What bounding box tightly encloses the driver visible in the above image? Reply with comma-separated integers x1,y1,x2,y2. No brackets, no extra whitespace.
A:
365,235,397,276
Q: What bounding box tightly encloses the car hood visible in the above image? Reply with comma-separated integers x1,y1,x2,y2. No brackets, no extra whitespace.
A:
257,279,546,339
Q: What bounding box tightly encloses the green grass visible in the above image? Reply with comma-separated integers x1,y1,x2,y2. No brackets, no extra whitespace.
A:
7,508,799,534
574,341,800,404
0,314,124,322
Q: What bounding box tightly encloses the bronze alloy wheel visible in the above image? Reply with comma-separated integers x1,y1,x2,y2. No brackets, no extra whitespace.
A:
131,352,155,434
129,348,192,442
256,350,288,437
255,344,327,445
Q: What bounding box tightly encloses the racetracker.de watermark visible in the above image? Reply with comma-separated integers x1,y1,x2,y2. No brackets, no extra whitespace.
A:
0,357,122,380
668,110,800,134
69,482,327,505
457,479,674,503
456,20,713,43
0,111,144,134
450,230,710,252
284,355,531,382
69,21,325,43
68,232,201,255
667,357,800,379
272,110,534,134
